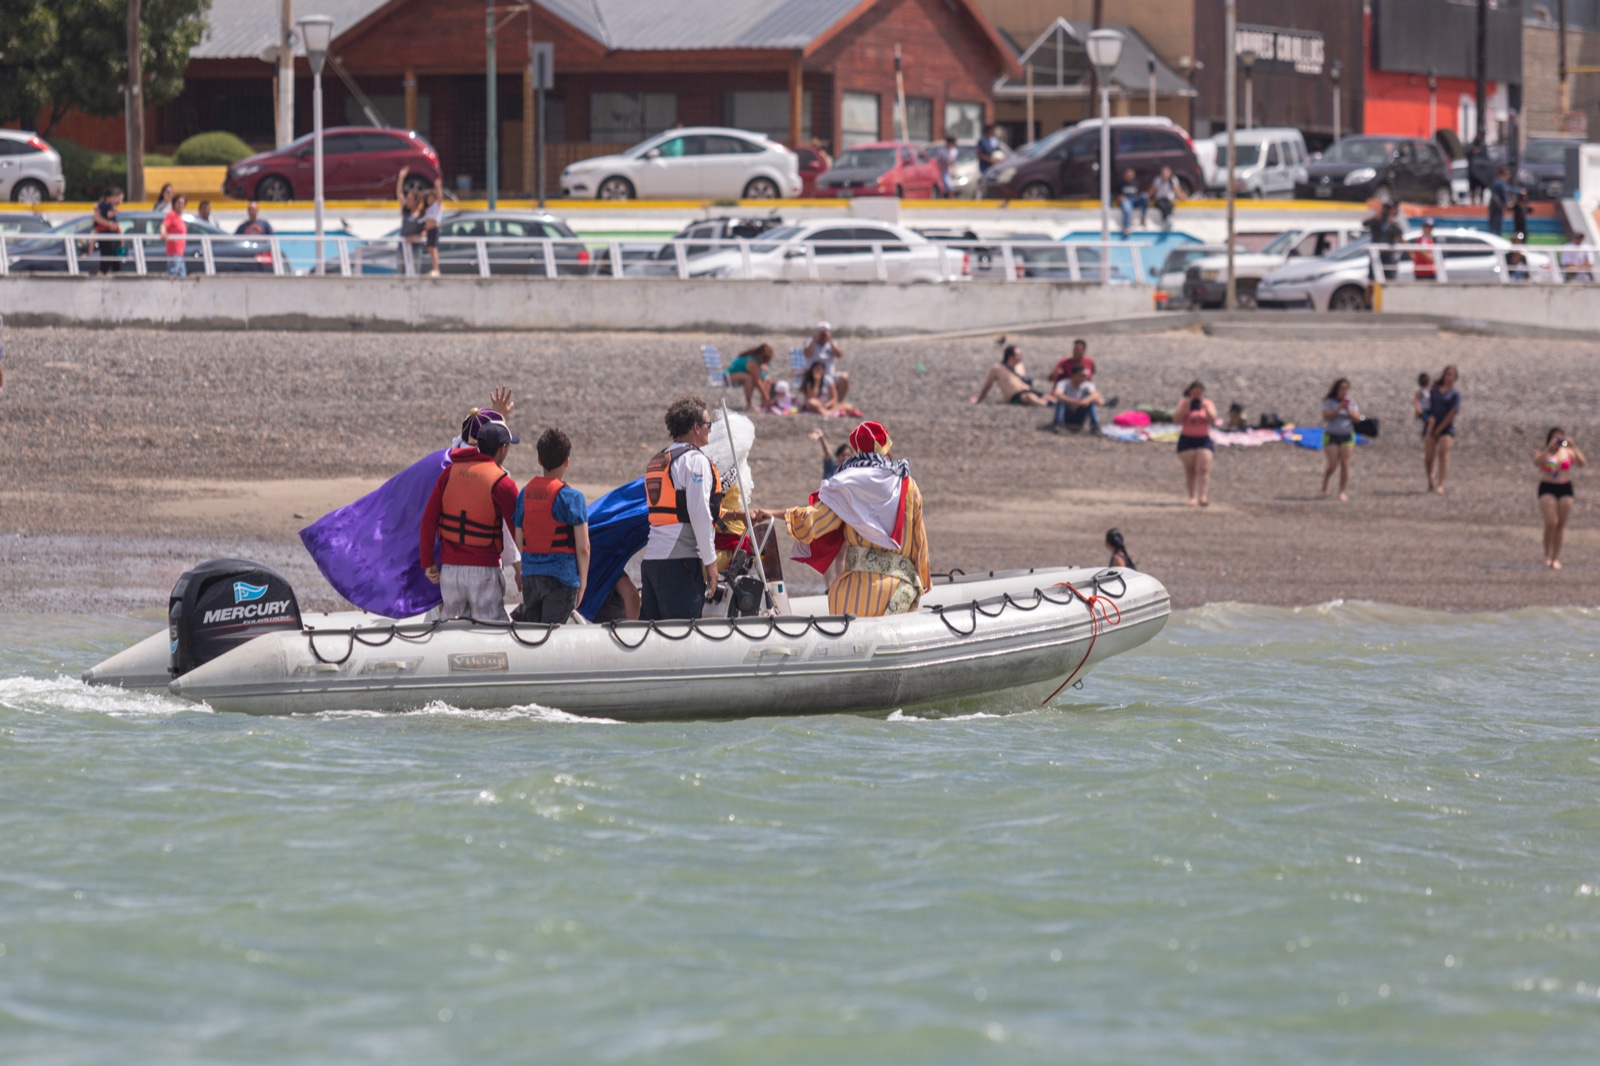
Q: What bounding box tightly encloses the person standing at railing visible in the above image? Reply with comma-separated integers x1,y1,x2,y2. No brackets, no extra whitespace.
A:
1512,188,1530,243
1487,166,1517,237
421,176,444,277
92,186,124,275
1364,201,1402,282
234,202,273,237
1560,231,1594,282
1148,167,1179,234
1506,235,1531,282
1118,169,1147,238
976,124,1007,175
160,195,189,278
934,136,960,197
196,201,213,225
1412,219,1437,282
396,167,424,274
152,183,176,215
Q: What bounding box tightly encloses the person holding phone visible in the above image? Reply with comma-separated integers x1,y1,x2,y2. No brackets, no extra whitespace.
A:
1321,377,1361,501
1535,428,1586,570
1176,380,1217,507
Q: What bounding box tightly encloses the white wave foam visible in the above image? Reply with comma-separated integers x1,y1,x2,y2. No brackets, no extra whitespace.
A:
314,700,621,724
887,708,1006,722
0,675,206,718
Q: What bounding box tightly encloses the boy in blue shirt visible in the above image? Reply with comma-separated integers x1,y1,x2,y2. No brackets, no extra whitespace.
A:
513,428,590,623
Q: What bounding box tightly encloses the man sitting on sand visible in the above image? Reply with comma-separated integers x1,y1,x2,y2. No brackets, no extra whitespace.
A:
1051,365,1105,434
1049,338,1097,384
971,345,1050,406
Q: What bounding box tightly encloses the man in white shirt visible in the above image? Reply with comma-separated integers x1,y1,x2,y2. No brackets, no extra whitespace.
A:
1051,366,1105,434
641,396,721,620
802,321,850,403
1560,231,1594,283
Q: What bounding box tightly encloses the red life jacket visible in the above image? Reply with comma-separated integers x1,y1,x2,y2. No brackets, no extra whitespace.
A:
437,458,510,550
519,476,575,554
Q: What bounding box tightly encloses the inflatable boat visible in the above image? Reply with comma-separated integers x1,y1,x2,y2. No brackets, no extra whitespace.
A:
84,561,1169,721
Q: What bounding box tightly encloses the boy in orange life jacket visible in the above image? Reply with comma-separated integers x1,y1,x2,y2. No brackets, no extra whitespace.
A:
421,421,520,622
513,428,590,623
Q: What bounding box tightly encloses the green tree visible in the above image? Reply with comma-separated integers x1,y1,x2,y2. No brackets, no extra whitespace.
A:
0,0,210,135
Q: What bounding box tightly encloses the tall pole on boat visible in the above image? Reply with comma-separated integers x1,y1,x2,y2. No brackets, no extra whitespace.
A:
718,397,776,615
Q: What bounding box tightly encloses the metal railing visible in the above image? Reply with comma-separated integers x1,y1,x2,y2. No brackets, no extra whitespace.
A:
0,231,1156,284
1362,243,1600,285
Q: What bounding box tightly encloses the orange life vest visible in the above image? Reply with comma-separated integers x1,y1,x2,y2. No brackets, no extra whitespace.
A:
437,458,509,549
645,442,724,527
519,476,575,554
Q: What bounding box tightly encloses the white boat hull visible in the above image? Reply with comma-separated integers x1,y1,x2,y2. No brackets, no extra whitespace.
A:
88,567,1169,720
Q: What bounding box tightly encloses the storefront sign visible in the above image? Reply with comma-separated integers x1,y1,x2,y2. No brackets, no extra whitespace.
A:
1236,25,1326,77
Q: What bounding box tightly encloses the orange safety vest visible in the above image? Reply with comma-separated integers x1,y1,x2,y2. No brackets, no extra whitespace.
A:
437,459,510,549
645,442,724,527
519,476,575,554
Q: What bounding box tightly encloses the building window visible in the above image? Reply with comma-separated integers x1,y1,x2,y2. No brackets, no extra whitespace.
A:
725,90,813,143
945,101,984,141
589,92,677,143
904,97,933,142
841,91,881,148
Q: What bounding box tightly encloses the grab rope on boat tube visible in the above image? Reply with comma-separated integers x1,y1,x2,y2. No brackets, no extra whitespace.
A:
1039,578,1125,706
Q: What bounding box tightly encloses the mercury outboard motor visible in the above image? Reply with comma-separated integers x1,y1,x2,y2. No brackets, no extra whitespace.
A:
168,559,302,677
723,549,767,618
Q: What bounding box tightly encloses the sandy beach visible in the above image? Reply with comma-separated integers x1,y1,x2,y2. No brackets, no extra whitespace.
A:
1,324,1594,614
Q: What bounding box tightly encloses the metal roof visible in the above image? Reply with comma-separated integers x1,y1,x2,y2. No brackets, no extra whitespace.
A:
191,0,390,60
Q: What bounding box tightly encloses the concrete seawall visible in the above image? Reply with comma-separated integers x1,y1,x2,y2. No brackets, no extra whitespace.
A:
0,276,1151,335
1381,282,1600,336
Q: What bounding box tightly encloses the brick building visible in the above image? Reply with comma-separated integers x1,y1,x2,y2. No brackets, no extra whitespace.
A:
104,0,1017,195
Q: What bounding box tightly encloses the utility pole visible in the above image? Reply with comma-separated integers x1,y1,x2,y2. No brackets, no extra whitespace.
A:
125,0,144,201
1224,0,1237,311
1475,0,1488,144
894,44,907,141
486,0,498,207
278,0,295,147
1088,0,1104,121
1559,0,1570,121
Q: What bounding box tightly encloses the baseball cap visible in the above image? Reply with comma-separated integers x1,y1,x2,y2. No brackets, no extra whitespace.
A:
817,321,832,332
476,422,518,454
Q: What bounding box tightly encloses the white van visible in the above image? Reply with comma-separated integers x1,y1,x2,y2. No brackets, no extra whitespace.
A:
1197,127,1309,198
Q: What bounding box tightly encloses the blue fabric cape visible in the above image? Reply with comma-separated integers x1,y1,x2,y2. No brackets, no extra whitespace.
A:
577,478,649,620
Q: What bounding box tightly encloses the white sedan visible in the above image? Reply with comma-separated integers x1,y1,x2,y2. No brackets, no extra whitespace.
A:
560,127,801,201
681,219,950,282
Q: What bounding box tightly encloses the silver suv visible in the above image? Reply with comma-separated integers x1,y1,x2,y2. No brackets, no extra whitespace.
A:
0,131,65,204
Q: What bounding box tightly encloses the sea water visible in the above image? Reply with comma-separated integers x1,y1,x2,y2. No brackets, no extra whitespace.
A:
1,604,1597,1064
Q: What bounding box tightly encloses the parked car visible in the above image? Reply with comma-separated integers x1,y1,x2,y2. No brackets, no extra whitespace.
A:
0,214,51,235
795,146,828,197
920,141,996,198
1195,127,1309,197
1155,243,1227,309
815,142,944,199
616,215,787,276
1295,136,1452,205
560,128,801,201
1519,137,1586,200
0,130,66,204
1256,228,1553,311
679,218,948,281
6,211,276,273
1183,226,1363,308
224,127,439,202
980,119,1202,201
331,211,591,276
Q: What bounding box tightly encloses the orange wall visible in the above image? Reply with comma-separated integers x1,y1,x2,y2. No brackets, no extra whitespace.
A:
1364,69,1488,138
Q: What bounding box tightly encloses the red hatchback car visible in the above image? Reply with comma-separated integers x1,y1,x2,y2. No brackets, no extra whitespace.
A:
815,141,944,199
223,127,440,202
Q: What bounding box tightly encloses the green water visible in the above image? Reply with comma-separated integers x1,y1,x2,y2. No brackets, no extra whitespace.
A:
2,604,1597,1063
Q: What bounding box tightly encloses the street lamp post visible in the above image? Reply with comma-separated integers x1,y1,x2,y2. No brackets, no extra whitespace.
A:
1240,50,1257,130
1224,0,1237,310
297,15,334,276
1331,59,1343,144
1086,28,1124,284
1428,69,1439,136
1147,56,1157,116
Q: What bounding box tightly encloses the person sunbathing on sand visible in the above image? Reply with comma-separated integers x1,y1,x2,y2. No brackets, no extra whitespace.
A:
971,344,1050,406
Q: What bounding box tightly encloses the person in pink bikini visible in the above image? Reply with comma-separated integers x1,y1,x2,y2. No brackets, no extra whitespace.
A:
1176,380,1217,506
1535,428,1586,569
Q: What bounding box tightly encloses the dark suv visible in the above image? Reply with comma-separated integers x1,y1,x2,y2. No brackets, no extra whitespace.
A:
223,127,440,202
979,121,1202,200
1296,136,1451,205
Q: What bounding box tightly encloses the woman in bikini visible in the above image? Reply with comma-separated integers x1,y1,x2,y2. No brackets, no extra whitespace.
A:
970,344,1050,406
1175,380,1217,507
726,344,775,409
1535,428,1586,569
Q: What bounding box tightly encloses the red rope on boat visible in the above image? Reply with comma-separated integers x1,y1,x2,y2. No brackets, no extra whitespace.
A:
1040,581,1123,706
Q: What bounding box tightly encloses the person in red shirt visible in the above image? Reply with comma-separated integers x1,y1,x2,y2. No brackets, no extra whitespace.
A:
1412,218,1437,282
161,195,189,277
420,421,520,621
1049,337,1097,384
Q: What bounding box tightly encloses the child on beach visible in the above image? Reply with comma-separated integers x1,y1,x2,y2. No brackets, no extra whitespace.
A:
1106,529,1135,570
1413,372,1431,427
